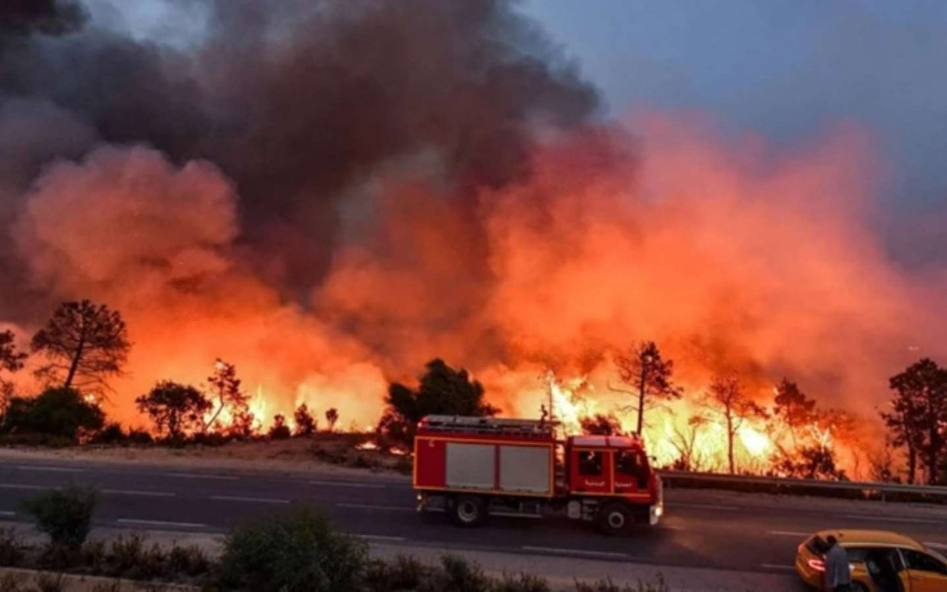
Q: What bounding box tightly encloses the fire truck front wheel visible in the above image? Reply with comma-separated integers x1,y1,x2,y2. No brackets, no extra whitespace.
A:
447,495,487,527
596,502,632,536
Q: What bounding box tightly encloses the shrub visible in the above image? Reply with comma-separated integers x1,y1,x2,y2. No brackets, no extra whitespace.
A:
293,404,317,436
494,573,552,592
32,572,66,592
20,485,98,549
573,574,669,592
363,555,429,592
432,555,492,592
167,544,210,577
0,528,24,567
88,423,126,445
218,507,367,592
268,415,292,440
126,428,154,445
0,388,105,443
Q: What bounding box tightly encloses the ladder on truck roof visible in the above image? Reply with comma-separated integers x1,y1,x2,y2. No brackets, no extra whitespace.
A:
420,415,558,437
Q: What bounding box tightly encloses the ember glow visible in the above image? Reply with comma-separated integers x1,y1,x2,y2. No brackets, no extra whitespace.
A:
1,1,945,478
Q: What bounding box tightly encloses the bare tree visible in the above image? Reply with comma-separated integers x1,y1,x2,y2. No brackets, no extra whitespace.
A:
614,341,681,435
669,415,708,471
30,300,130,396
325,408,339,432
705,374,768,474
203,359,249,433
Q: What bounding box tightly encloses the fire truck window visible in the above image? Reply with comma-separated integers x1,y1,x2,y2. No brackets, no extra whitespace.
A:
578,451,602,476
616,450,648,488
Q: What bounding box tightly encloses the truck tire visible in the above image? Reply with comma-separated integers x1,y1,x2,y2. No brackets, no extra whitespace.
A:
596,502,632,536
447,495,487,527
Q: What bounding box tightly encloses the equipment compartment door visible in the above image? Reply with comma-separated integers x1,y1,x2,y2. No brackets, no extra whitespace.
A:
499,445,552,495
445,443,495,490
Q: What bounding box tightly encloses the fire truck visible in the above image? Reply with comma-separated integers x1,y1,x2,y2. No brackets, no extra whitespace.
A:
413,415,664,535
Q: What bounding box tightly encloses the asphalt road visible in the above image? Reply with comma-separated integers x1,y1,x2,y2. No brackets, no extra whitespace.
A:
1,457,946,580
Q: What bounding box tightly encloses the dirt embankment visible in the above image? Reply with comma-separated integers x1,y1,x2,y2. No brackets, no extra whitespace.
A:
0,434,411,480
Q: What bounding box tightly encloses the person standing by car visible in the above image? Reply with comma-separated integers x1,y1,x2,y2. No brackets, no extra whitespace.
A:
824,535,853,592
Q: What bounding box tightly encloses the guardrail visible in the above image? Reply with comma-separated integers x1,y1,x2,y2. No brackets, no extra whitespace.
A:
656,470,947,503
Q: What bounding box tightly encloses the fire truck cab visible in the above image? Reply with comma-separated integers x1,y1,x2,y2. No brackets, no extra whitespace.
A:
413,415,663,535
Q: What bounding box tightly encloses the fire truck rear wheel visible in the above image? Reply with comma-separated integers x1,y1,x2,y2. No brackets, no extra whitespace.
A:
596,502,632,536
447,495,487,527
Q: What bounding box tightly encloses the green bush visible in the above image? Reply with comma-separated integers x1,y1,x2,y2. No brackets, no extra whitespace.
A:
218,507,367,592
20,485,98,549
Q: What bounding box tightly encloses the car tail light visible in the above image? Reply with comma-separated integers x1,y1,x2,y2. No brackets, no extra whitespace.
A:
808,559,825,572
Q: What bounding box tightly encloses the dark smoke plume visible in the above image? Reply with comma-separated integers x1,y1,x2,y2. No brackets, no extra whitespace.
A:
0,0,599,302
0,0,86,41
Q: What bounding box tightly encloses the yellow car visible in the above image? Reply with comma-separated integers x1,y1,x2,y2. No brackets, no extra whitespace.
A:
796,529,947,592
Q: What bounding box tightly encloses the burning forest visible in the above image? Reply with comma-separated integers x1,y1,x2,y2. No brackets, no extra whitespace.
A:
2,1,947,483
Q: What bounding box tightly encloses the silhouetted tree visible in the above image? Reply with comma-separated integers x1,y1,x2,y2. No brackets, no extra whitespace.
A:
881,358,947,485
31,300,130,395
580,413,622,436
378,359,498,448
0,329,27,409
706,374,768,475
293,404,317,436
0,387,105,443
203,359,250,434
228,409,257,440
772,379,817,449
268,414,291,440
669,415,708,472
325,408,339,432
615,341,681,435
136,381,212,442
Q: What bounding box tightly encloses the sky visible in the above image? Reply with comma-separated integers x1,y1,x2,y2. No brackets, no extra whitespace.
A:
524,1,947,211
83,0,947,264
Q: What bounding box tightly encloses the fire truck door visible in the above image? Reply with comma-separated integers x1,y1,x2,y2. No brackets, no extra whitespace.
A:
613,449,649,493
570,449,612,494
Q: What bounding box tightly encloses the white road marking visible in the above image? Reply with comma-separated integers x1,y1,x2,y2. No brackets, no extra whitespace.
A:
117,519,206,529
761,564,796,571
924,541,947,550
310,480,387,489
165,473,238,481
674,503,739,511
337,503,413,512
351,534,406,542
211,496,290,505
523,546,629,559
843,514,944,525
0,511,15,517
769,530,810,537
16,465,85,473
103,489,176,498
0,484,54,491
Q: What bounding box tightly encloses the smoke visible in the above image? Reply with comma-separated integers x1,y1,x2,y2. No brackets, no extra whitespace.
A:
1,0,945,442
0,1,87,42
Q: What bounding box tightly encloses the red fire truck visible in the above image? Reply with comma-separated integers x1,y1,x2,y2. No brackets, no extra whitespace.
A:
413,415,664,535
